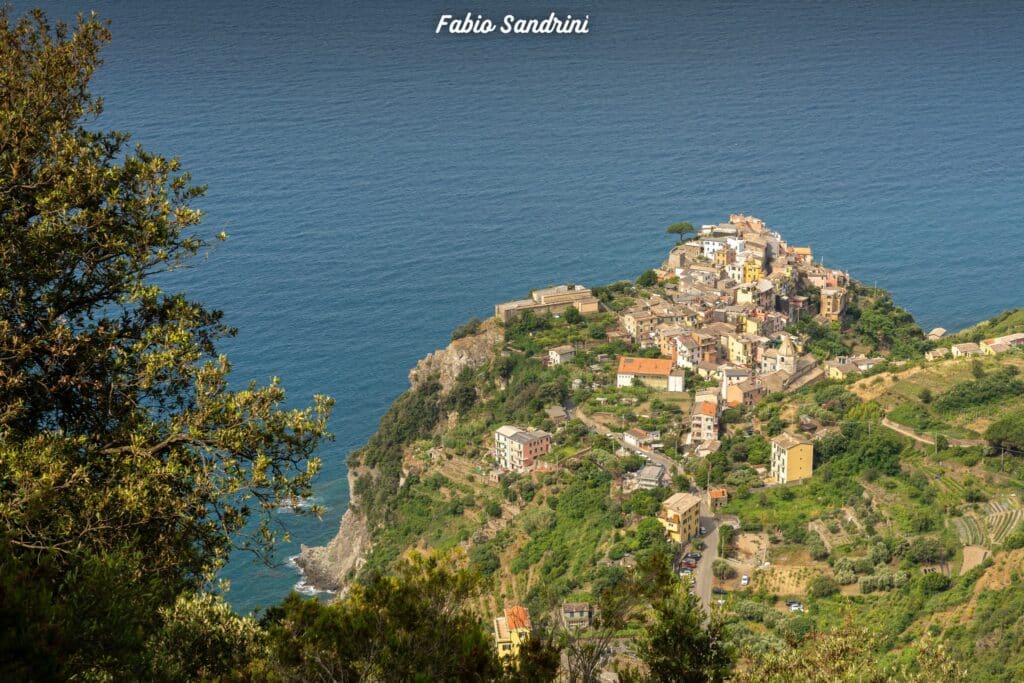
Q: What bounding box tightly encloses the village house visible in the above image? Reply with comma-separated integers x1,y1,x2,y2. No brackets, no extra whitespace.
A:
689,400,719,444
819,286,847,322
927,327,947,340
616,356,686,392
925,347,950,361
742,259,763,283
981,333,1024,355
770,432,814,484
545,404,568,424
495,284,600,322
694,438,721,458
824,357,860,381
725,377,767,408
624,427,661,450
494,425,551,472
636,463,666,490
621,308,659,342
658,492,702,544
548,344,575,366
494,606,532,661
951,342,982,358
709,487,729,508
672,334,701,369
561,603,593,630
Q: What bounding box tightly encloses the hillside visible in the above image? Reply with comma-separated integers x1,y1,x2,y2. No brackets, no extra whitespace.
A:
302,216,1024,680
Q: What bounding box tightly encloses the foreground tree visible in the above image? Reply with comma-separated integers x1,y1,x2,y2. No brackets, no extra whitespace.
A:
263,552,507,682
630,592,734,683
1,9,331,680
733,625,965,683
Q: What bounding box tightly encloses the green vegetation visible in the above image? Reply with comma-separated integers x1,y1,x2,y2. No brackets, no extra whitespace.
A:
452,316,483,340
666,221,695,242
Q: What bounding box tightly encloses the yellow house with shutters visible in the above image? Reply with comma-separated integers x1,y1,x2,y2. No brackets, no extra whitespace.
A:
658,492,702,544
494,605,532,661
770,433,814,484
742,260,763,283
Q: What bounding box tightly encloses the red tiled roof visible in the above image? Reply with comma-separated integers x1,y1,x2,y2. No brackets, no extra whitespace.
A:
505,605,531,631
617,356,674,376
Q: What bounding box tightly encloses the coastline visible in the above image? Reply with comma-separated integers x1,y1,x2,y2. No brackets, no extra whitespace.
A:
294,320,504,594
293,466,370,596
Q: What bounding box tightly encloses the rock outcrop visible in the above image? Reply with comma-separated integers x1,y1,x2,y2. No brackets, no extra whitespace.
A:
293,468,370,595
408,319,502,392
297,321,502,594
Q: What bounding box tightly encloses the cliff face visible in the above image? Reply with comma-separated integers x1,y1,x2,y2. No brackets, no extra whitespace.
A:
296,321,502,594
409,319,502,392
294,467,370,594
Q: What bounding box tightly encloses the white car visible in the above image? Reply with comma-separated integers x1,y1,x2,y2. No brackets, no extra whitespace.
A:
741,575,750,586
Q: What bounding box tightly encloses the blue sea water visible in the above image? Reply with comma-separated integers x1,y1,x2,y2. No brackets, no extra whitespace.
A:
20,0,1024,613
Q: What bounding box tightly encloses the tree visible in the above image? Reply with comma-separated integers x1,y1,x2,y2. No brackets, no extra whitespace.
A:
263,552,504,681
712,559,733,580
972,359,985,379
734,625,965,683
807,575,839,598
564,306,584,324
637,269,659,287
633,592,734,682
919,388,933,404
666,221,695,243
1,10,331,678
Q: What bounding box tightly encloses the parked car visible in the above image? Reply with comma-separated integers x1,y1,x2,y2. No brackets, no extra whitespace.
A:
712,587,727,595
699,526,707,535
788,602,804,612
741,575,750,586
686,552,702,560
679,568,692,576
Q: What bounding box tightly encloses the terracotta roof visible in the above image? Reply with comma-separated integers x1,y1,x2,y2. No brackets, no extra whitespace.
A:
695,401,717,417
505,605,531,631
709,487,729,499
617,356,674,376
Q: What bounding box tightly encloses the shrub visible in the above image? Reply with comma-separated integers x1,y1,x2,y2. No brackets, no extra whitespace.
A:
807,575,839,598
919,572,951,594
835,570,856,585
712,559,734,580
906,537,949,565
451,317,482,341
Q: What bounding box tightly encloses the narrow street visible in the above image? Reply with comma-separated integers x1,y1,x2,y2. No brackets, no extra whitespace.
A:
692,501,719,614
573,404,721,612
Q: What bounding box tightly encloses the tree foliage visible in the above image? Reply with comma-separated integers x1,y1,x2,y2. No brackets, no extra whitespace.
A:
1,11,332,679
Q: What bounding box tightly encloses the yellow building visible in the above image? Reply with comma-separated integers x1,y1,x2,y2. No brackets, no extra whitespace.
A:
742,260,763,283
494,605,532,661
819,286,847,322
658,492,702,544
726,334,754,365
770,433,814,484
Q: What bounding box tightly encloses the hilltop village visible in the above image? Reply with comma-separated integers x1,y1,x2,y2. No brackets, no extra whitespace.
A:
469,214,1024,672
491,214,875,480
302,213,1024,680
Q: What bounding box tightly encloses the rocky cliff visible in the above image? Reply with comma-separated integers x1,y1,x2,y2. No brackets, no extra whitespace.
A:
408,319,502,392
294,467,370,594
296,321,502,594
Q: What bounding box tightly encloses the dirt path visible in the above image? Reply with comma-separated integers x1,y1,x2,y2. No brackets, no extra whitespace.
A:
880,417,985,448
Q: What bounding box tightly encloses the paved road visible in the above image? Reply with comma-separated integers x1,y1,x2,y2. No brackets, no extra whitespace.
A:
692,503,719,614
574,404,720,611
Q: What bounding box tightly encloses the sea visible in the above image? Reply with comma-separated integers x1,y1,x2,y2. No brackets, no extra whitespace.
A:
20,0,1024,614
